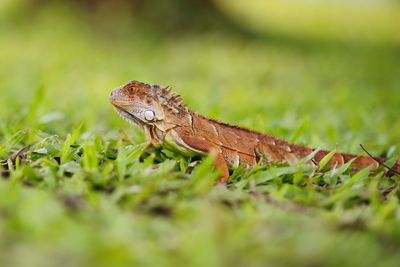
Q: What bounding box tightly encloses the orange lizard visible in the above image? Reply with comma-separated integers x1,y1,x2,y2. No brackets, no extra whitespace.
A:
110,80,400,183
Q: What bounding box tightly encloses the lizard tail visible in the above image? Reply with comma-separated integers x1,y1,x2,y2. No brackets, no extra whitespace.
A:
393,160,400,174
314,150,400,175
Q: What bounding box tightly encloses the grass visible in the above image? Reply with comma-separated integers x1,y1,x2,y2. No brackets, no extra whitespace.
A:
1,1,400,266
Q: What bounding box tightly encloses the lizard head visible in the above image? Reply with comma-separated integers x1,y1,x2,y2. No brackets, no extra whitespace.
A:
109,80,165,128
110,80,187,130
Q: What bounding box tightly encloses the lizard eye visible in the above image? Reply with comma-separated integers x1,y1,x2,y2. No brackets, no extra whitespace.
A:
129,87,135,92
144,110,155,122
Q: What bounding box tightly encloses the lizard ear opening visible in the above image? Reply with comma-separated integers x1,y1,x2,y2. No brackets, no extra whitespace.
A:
144,110,155,122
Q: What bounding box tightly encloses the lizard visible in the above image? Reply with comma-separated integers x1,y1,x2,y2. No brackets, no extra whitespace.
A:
109,80,400,184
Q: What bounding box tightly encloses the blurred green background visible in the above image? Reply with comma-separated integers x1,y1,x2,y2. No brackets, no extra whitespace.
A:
1,0,400,266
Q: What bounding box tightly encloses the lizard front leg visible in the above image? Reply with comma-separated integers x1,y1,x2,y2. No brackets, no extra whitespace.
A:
179,135,230,184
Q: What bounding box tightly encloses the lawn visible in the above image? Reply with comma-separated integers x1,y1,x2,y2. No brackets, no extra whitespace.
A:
1,1,400,266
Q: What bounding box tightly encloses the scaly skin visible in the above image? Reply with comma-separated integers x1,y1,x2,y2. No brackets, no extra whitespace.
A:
109,80,400,183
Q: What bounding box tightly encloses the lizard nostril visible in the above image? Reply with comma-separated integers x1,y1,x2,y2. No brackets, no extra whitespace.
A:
109,91,118,102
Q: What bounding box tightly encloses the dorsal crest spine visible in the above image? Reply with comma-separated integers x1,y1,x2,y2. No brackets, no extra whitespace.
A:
152,84,187,113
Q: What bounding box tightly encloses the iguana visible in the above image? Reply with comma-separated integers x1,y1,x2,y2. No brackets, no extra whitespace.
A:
109,80,400,183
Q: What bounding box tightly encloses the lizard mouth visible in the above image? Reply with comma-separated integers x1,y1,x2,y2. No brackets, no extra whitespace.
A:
113,106,144,129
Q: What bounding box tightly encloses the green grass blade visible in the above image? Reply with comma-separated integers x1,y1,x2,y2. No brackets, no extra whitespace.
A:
60,123,83,164
83,142,98,172
319,149,336,170
290,115,309,143
0,130,26,156
296,148,320,166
